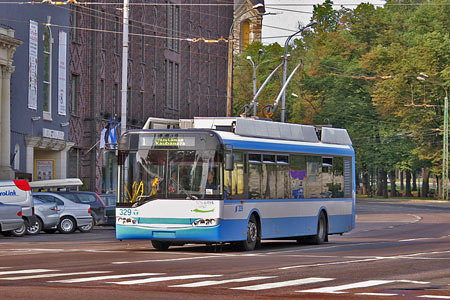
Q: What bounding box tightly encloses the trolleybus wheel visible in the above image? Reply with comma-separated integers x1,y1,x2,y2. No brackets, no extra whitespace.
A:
311,211,327,244
240,214,258,251
151,240,171,251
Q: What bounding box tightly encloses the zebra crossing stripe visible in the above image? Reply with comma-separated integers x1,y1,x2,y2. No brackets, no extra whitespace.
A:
231,277,334,291
356,293,397,296
1,271,109,281
50,273,164,283
110,274,222,285
418,296,450,299
0,269,55,276
169,276,275,288
299,280,395,294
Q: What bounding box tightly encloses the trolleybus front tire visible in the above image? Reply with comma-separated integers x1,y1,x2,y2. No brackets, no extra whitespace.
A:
151,240,171,251
239,214,258,251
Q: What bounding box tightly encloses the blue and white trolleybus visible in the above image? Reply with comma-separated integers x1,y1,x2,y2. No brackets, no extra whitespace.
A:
116,117,355,251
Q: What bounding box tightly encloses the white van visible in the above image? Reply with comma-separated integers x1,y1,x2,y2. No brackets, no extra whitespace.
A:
0,180,36,236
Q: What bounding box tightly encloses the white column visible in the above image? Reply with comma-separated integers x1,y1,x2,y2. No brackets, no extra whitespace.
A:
0,66,14,179
0,66,3,174
54,142,74,179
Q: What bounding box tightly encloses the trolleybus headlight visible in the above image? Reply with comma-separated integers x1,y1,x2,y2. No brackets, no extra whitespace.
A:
192,218,220,226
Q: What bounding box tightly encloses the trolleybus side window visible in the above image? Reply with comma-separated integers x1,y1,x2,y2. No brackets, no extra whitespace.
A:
277,155,290,199
224,151,245,198
248,153,262,199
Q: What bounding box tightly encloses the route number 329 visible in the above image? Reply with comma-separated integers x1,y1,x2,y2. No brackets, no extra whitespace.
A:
119,208,138,216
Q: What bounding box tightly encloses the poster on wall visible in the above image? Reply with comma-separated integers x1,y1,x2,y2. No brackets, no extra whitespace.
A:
58,30,67,115
28,20,38,110
35,159,55,181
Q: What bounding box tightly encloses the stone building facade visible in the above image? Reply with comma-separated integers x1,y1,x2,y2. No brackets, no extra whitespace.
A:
232,0,264,53
0,3,72,182
68,1,233,192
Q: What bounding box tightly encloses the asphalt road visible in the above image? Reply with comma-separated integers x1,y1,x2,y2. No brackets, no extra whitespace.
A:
0,198,449,300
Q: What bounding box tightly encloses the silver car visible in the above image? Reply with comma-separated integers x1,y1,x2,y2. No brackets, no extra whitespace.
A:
26,197,60,235
0,203,24,234
33,192,93,234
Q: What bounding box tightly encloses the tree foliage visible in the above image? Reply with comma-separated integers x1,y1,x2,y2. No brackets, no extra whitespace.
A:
233,0,450,198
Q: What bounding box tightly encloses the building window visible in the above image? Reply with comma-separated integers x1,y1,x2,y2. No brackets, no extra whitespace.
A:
141,28,145,63
71,6,79,42
100,10,105,49
68,148,80,178
100,79,105,115
127,87,132,120
70,74,79,115
140,91,145,121
114,16,120,53
241,20,250,51
165,60,179,110
167,5,179,51
113,83,118,116
43,24,53,118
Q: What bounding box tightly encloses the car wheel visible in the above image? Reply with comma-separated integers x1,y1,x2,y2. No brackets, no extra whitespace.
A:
26,218,43,235
58,216,76,234
11,223,27,237
79,220,93,233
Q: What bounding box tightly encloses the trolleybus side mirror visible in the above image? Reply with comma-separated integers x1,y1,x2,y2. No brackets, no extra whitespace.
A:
225,153,234,171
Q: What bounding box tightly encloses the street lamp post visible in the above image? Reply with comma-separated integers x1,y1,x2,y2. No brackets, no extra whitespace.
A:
226,3,264,117
417,73,449,201
280,22,316,122
246,56,257,97
245,55,277,116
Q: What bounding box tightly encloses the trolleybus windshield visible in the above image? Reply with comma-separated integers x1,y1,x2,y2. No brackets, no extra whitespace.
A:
119,133,223,205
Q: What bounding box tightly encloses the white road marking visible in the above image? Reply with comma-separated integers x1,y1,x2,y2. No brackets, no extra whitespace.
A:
232,277,334,291
112,256,223,265
169,276,275,288
399,238,435,242
50,273,164,283
279,258,382,270
0,269,55,276
299,280,394,294
1,271,109,281
396,280,430,284
418,296,450,299
279,250,450,270
356,293,397,296
110,274,222,285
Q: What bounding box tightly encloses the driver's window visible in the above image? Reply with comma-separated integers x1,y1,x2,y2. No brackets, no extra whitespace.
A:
224,151,245,198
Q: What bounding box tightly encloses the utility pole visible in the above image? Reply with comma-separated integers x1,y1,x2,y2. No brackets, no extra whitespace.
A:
120,0,129,136
443,87,449,201
281,22,315,122
417,73,449,201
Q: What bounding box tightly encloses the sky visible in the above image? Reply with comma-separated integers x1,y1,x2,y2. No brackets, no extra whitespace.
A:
262,0,385,45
